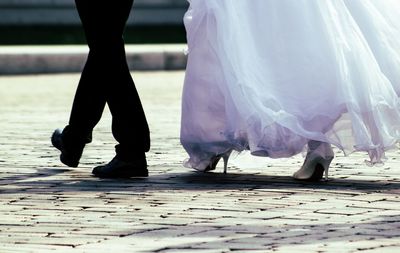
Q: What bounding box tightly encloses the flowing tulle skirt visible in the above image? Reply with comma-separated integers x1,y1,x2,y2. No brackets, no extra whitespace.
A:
181,0,400,171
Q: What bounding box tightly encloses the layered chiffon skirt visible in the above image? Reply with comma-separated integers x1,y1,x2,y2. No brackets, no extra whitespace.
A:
181,0,400,170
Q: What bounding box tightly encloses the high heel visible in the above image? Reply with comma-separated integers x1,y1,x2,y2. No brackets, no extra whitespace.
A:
204,150,232,174
222,152,230,174
293,141,334,181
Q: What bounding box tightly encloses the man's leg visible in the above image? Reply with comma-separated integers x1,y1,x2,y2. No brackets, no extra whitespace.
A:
51,1,108,167
93,64,151,177
77,0,150,177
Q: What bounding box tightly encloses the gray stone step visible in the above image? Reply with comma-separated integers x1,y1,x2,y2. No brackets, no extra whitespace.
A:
0,44,187,74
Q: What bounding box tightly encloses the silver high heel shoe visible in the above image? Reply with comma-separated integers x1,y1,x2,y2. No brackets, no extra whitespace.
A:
293,141,334,181
204,150,232,174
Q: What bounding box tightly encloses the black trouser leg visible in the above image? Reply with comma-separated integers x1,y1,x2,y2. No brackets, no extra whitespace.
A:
67,0,150,161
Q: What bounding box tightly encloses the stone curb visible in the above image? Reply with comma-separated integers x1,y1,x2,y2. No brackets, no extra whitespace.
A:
0,44,188,75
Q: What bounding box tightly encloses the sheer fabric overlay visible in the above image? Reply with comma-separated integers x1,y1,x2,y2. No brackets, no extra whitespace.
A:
181,0,400,171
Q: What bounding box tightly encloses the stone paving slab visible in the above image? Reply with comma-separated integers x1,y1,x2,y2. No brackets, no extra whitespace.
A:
0,72,400,252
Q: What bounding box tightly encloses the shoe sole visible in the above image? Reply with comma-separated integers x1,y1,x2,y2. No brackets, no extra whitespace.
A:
92,165,149,178
92,172,149,179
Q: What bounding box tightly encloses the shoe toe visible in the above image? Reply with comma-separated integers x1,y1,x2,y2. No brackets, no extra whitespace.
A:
51,129,63,149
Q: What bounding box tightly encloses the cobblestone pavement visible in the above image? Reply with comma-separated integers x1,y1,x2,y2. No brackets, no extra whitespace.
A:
0,72,399,253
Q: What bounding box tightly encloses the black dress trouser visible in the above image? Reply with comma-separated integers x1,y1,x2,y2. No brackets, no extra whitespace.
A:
65,0,150,161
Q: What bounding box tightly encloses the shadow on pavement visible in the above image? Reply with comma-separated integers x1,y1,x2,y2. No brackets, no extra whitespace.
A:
0,167,399,194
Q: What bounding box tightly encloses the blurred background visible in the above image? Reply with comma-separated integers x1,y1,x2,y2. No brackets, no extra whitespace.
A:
0,0,188,45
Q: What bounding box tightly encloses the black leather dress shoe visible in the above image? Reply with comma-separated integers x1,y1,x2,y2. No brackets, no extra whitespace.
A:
92,157,148,178
51,128,85,168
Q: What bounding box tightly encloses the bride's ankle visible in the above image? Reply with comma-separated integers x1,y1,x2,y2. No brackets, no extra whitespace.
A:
307,141,334,158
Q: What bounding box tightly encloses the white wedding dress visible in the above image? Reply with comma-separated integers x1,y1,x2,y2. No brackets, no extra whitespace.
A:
181,0,400,171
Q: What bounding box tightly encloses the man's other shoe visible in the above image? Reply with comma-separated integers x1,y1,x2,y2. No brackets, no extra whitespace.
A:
92,156,148,178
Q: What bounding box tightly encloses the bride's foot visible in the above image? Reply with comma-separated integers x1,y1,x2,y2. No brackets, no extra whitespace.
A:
293,141,334,181
204,151,232,174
